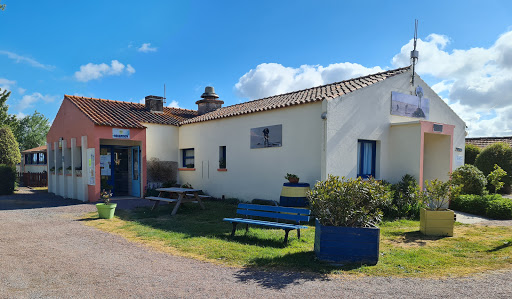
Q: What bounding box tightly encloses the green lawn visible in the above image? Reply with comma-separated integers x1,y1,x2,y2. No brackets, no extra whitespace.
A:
82,201,512,277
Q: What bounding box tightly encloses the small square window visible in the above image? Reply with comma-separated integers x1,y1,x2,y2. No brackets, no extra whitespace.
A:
182,148,194,168
357,140,376,178
219,146,226,169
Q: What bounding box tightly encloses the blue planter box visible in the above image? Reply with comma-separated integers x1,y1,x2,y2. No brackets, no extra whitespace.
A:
314,220,380,265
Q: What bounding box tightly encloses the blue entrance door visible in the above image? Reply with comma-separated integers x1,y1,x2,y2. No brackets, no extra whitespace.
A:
131,146,141,197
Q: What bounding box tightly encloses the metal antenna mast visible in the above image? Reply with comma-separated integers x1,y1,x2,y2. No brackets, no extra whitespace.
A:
411,19,419,86
163,84,166,104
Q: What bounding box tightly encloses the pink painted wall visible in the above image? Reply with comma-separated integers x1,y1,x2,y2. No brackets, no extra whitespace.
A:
418,121,455,189
88,126,146,202
47,97,147,202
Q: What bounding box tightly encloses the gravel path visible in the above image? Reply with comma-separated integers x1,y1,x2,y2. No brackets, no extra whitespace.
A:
1,190,512,298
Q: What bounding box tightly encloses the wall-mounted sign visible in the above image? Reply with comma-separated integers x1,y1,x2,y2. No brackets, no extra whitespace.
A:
250,124,282,149
112,128,130,139
100,154,111,176
455,155,464,168
87,148,95,185
391,91,430,120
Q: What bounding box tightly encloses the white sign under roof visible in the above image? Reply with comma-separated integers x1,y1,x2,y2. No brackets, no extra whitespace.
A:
112,128,130,139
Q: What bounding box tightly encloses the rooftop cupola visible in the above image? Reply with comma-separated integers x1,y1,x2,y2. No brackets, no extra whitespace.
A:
196,86,224,115
145,95,164,113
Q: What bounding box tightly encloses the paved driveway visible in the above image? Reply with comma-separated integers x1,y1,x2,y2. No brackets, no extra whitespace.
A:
1,190,512,298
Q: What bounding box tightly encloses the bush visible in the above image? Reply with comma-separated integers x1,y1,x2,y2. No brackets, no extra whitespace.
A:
486,198,512,219
307,175,390,227
465,144,481,165
381,174,424,219
475,142,512,191
488,164,507,194
416,179,459,211
451,164,487,195
0,164,16,195
0,127,21,167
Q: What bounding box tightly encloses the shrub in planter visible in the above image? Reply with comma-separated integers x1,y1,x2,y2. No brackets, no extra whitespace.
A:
465,143,481,165
451,164,487,195
416,179,460,236
474,142,512,191
0,164,16,195
486,198,512,220
308,175,390,265
96,189,117,219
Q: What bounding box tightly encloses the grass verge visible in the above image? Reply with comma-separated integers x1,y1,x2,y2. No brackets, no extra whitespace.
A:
81,201,512,277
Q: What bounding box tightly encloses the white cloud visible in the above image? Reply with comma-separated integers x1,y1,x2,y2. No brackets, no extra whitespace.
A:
0,50,55,70
167,100,180,108
74,60,136,82
16,92,58,111
431,80,453,95
17,87,26,95
234,30,512,137
235,62,384,100
391,30,512,137
16,112,27,119
0,78,16,91
137,43,158,53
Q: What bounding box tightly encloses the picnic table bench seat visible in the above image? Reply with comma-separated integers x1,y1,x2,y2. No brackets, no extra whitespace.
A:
145,196,178,203
186,194,211,199
223,203,311,244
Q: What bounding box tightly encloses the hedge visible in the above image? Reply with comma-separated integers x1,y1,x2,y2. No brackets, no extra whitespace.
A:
0,164,16,195
450,194,512,219
486,199,512,219
465,143,481,165
474,142,512,191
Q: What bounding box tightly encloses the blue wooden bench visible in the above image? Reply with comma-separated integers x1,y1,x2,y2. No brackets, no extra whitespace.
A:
223,204,311,244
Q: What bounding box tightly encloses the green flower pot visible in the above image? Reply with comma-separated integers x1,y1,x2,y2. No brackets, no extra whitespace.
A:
96,203,117,219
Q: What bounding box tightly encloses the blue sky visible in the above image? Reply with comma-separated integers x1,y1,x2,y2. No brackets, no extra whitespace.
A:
1,0,512,137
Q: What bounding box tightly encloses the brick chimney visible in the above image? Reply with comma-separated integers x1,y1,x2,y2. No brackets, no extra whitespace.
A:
145,95,164,113
196,86,224,115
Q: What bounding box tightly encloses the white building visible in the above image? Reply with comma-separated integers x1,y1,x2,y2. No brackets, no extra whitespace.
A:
47,66,466,202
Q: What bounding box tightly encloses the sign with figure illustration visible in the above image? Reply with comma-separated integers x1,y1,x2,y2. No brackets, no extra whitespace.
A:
112,128,130,139
250,124,282,148
391,89,430,120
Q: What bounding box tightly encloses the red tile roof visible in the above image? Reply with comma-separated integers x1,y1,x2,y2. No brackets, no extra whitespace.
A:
181,66,411,125
21,145,47,154
466,137,512,148
65,95,198,128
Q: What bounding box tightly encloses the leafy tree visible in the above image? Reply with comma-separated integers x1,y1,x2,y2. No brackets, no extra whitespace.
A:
13,111,51,150
475,142,512,191
0,88,11,126
465,143,481,165
0,0,5,11
0,126,21,167
487,164,507,194
0,88,51,151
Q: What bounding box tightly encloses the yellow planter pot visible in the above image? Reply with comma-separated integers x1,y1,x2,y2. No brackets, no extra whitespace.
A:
420,208,454,237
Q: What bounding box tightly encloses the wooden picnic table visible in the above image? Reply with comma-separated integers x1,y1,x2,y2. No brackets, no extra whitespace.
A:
146,187,206,216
